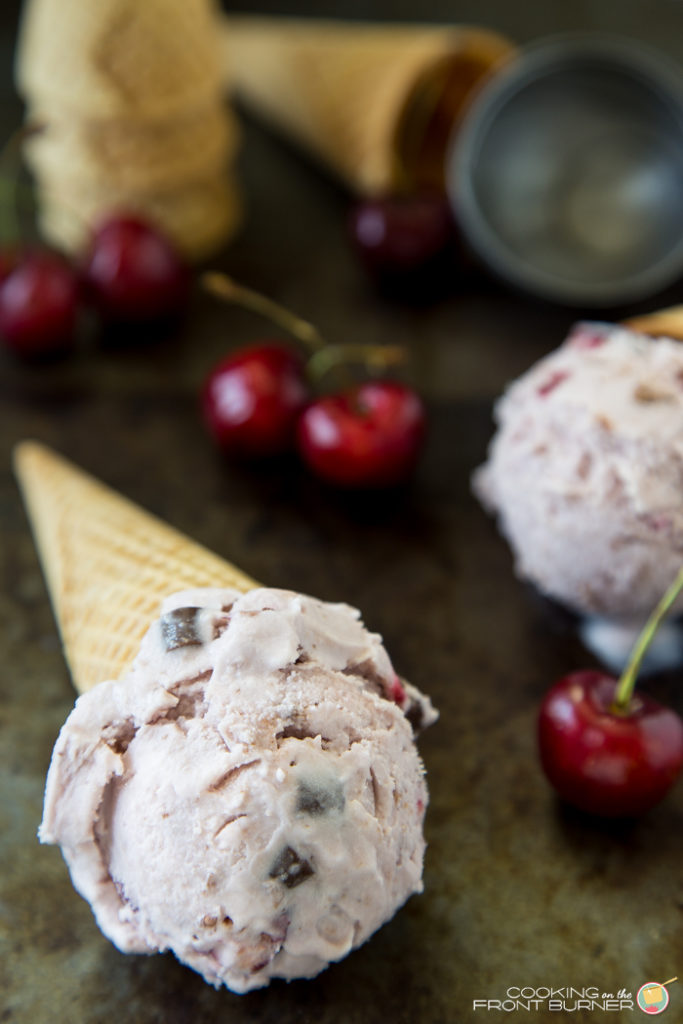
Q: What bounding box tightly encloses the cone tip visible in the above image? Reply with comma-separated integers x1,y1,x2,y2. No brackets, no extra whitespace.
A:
13,438,51,485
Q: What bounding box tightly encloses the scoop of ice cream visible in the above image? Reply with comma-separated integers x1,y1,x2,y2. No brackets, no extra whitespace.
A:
40,587,437,993
473,322,683,620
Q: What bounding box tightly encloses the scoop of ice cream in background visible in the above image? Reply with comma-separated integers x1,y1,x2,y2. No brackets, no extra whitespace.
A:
473,321,683,669
40,586,437,994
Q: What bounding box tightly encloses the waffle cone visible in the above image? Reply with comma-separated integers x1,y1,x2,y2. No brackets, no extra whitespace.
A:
623,306,683,341
14,442,257,695
224,16,514,194
17,0,224,119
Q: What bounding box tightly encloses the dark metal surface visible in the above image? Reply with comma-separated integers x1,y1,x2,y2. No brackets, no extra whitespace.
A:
2,3,683,1023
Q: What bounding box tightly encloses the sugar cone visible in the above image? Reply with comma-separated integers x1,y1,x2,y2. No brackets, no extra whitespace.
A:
24,102,240,193
623,306,683,341
14,441,257,695
16,0,224,119
17,0,243,261
224,16,515,194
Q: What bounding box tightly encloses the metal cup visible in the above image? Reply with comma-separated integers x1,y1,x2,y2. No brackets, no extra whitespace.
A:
449,36,683,306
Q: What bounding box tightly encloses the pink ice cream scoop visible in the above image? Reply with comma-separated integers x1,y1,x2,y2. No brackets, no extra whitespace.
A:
40,586,437,993
474,322,683,633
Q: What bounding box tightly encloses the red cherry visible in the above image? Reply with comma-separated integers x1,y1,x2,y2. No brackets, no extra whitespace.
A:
0,250,79,357
538,670,683,817
82,215,189,323
297,379,426,488
202,342,309,457
350,193,454,281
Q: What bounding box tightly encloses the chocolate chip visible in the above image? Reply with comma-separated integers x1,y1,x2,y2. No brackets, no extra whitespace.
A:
405,699,427,734
160,607,203,651
269,846,314,889
212,614,231,639
297,778,345,816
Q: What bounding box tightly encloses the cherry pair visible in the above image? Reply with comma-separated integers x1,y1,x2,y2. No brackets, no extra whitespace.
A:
203,346,424,488
0,216,188,357
201,275,425,488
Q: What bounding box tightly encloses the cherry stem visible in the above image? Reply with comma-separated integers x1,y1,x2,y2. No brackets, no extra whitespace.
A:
306,342,406,385
202,272,326,352
612,565,683,713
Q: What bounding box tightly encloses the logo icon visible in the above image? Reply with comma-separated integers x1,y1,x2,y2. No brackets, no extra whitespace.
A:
637,978,677,1015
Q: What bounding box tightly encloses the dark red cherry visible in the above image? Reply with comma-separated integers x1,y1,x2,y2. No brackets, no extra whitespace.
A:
350,193,454,285
82,215,189,323
538,670,683,817
202,341,309,457
297,379,426,487
0,249,78,357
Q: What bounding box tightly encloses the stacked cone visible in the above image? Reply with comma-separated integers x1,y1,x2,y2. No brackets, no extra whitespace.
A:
14,442,257,695
16,0,242,261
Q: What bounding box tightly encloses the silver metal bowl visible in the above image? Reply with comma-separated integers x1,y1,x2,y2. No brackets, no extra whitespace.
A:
449,36,683,306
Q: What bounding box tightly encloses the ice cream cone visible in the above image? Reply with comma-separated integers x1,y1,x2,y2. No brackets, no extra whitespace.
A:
14,441,257,695
224,15,515,194
623,306,683,341
17,0,224,119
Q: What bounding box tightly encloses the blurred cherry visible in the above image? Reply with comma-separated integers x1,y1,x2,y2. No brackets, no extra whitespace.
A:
202,342,309,457
0,249,78,357
82,215,189,324
350,192,455,294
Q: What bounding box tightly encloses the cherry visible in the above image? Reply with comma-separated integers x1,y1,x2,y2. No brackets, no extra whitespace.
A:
0,249,79,357
538,567,683,816
539,671,683,817
202,342,309,457
297,379,426,488
349,193,454,287
82,215,189,323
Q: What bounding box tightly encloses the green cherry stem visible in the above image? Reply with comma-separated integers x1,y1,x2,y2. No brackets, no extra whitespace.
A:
202,272,327,352
612,565,683,713
202,271,408,389
306,342,406,385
